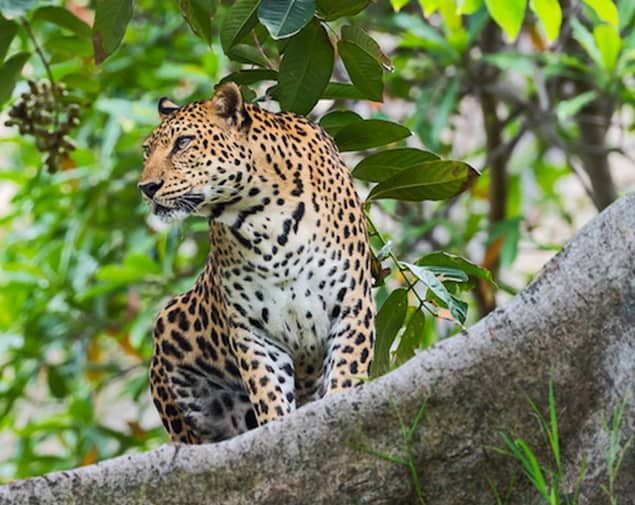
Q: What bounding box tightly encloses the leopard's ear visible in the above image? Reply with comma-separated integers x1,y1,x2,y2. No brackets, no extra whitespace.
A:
158,97,179,119
210,82,249,130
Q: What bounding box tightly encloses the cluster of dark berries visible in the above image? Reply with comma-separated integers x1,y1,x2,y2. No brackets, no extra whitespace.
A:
5,80,80,173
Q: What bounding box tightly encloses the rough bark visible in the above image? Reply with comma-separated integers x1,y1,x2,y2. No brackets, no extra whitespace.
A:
2,195,635,505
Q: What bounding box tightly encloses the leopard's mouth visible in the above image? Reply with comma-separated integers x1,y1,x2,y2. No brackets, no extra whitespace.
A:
152,193,205,220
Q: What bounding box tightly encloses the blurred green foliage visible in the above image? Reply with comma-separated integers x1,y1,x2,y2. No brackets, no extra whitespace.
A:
0,0,633,490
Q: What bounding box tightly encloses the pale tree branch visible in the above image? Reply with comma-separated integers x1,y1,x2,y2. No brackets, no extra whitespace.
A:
2,195,635,504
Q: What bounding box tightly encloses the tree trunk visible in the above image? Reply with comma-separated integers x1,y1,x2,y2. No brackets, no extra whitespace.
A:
2,195,635,505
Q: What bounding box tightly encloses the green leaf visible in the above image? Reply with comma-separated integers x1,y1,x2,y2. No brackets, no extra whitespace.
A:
341,25,393,70
177,0,215,45
0,51,29,105
371,288,408,377
556,90,597,121
366,160,479,201
338,28,385,101
352,148,440,183
278,19,333,114
390,0,411,11
582,0,618,28
0,0,35,17
92,0,133,64
593,24,621,71
458,0,484,15
0,15,18,62
571,18,603,68
32,6,91,39
402,263,467,324
334,119,411,152
227,43,268,66
220,68,278,85
419,0,442,16
316,0,369,20
319,110,362,137
529,0,561,43
258,0,315,39
482,51,536,76
220,0,259,55
47,366,69,399
484,0,527,40
322,82,365,100
415,251,495,285
395,309,426,365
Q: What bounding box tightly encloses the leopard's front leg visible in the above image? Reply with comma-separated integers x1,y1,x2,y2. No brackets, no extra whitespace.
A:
233,329,297,425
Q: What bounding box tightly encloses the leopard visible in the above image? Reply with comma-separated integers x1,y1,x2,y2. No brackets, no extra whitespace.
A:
139,82,375,443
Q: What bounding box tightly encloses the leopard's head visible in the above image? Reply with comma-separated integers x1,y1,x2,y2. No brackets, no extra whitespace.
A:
139,83,253,222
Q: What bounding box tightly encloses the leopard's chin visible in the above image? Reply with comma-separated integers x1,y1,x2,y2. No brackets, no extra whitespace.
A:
152,203,191,224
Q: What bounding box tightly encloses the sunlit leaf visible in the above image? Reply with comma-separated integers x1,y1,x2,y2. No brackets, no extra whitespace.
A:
484,0,527,40
529,0,561,43
582,0,618,28
593,24,621,71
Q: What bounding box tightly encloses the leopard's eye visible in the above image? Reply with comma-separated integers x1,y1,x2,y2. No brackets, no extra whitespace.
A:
143,145,151,158
174,136,193,151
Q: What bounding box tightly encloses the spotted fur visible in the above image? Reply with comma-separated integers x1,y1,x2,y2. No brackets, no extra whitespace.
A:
139,83,375,443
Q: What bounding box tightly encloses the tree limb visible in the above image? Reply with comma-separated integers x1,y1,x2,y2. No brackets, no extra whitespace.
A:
2,195,635,505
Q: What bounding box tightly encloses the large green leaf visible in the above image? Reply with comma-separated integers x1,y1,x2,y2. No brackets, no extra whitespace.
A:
570,18,603,68
334,119,411,152
338,26,387,101
92,0,133,64
316,0,369,20
484,0,527,40
352,148,440,183
32,6,91,39
593,24,621,71
220,0,260,54
278,20,333,114
529,0,561,44
319,110,362,137
177,0,215,45
366,160,479,201
582,0,618,28
415,251,495,285
0,15,18,62
371,288,408,377
0,51,29,105
341,25,392,70
258,0,315,39
322,82,365,100
395,309,427,365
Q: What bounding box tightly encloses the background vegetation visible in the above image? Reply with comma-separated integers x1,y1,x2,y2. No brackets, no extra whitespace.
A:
0,0,633,500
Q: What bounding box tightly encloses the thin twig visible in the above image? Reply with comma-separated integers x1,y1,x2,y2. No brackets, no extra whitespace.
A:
251,31,277,71
20,17,59,128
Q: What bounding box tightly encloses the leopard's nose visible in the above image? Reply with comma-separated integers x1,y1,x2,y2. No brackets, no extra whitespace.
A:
138,180,164,198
